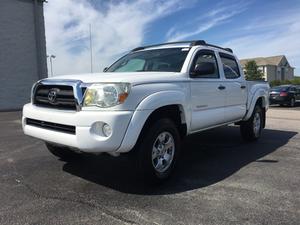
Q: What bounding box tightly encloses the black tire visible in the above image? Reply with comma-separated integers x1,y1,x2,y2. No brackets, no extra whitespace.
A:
289,98,295,107
240,105,263,142
45,142,79,160
135,118,181,183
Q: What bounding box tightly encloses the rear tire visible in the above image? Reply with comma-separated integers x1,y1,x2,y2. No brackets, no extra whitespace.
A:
135,118,181,183
289,98,295,107
45,142,79,160
240,105,263,142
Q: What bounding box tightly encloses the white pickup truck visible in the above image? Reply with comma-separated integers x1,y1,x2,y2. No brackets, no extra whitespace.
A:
23,40,269,182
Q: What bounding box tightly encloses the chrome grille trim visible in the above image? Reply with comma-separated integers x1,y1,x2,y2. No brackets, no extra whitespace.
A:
32,79,88,111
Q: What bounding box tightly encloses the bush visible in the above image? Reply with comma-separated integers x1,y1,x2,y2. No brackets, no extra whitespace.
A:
269,77,300,87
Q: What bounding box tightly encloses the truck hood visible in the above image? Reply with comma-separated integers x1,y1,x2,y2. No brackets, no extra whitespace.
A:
46,72,186,85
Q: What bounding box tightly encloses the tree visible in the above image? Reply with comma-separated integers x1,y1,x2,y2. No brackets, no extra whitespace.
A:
244,60,264,80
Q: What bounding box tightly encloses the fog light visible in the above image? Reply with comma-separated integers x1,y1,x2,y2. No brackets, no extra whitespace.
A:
102,124,112,137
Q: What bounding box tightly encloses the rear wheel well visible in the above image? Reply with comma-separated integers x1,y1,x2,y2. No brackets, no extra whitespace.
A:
256,97,266,128
237,97,266,127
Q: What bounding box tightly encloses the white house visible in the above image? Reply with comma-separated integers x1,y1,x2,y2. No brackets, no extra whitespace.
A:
240,55,294,81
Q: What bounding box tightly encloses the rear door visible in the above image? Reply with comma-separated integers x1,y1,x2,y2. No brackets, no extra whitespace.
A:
189,50,226,131
218,52,247,122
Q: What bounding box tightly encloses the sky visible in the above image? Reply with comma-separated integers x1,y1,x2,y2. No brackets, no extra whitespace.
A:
44,0,300,76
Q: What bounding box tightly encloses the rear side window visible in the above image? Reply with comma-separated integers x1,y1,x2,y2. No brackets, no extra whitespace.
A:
220,53,240,79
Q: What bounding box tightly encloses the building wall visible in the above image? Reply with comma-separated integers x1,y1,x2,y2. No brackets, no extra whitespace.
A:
273,66,294,81
265,65,294,81
0,0,47,111
285,67,294,80
266,65,277,81
273,57,295,81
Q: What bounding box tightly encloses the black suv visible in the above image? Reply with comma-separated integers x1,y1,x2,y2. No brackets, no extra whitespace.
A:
269,85,300,107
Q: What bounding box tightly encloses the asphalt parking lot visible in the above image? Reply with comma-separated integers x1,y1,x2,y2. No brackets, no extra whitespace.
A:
0,106,299,225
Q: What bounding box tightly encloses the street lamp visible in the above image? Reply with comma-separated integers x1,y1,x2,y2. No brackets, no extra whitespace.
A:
47,55,56,77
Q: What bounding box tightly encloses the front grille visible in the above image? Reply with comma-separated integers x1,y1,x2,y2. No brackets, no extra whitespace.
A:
26,118,76,134
33,85,77,110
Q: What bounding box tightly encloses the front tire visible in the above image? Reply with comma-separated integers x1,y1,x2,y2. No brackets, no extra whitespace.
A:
136,118,181,183
240,105,263,141
45,142,79,160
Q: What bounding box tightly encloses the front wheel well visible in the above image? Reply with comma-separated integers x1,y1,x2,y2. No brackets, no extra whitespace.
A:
140,105,187,140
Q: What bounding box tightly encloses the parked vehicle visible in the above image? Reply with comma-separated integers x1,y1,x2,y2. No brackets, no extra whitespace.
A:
22,40,270,182
269,85,300,107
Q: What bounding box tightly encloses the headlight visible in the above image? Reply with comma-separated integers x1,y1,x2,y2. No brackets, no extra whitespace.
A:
83,83,131,108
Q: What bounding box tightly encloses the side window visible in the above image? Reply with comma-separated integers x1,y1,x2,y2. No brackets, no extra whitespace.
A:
190,51,219,78
220,53,241,79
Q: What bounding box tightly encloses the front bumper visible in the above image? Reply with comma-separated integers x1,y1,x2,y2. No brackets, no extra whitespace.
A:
22,104,133,153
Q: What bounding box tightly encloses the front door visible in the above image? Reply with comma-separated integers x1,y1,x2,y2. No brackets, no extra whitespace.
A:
190,50,226,131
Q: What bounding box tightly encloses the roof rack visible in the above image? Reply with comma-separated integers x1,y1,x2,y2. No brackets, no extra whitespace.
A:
204,43,233,53
131,40,233,53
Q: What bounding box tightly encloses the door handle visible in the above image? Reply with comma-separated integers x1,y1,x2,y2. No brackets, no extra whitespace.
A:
218,85,226,90
240,85,246,89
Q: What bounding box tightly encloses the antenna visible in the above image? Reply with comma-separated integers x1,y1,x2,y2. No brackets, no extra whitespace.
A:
89,24,93,73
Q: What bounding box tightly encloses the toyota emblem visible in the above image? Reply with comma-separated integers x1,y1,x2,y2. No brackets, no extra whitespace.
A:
48,89,58,103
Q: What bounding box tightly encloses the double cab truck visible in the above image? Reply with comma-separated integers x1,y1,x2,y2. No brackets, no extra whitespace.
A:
23,40,270,182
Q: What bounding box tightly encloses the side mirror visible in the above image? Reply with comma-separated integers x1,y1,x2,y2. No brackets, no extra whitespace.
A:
103,67,108,72
191,62,215,77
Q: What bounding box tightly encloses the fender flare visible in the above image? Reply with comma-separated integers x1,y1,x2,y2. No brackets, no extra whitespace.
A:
244,89,268,121
117,91,190,153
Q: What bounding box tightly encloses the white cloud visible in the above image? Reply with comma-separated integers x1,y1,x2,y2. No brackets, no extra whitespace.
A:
44,0,187,76
223,10,300,75
44,1,300,76
166,1,250,41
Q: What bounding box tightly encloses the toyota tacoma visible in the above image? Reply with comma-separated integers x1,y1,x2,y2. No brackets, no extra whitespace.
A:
23,40,270,182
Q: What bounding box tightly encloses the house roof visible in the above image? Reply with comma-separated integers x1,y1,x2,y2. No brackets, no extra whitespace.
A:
240,55,286,67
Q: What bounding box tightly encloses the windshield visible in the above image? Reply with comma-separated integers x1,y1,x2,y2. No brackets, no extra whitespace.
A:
106,48,190,72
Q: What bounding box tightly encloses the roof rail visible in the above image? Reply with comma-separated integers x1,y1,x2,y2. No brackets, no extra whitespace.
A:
131,40,233,53
131,40,206,52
